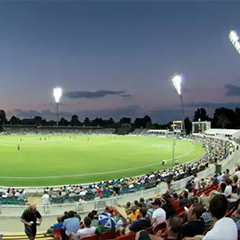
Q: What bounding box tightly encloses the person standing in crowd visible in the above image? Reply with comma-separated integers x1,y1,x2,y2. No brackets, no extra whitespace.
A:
193,174,200,192
42,191,50,214
21,204,42,240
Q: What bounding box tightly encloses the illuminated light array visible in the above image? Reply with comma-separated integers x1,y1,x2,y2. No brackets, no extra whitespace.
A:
229,30,240,54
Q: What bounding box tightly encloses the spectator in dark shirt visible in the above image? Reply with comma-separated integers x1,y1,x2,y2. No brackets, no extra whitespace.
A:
140,198,146,208
181,203,205,238
126,208,151,234
21,204,42,240
179,191,189,207
161,194,176,220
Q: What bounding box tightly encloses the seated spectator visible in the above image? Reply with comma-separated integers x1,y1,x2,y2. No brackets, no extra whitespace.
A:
218,182,227,194
164,215,183,240
135,231,151,240
200,178,207,191
232,175,238,193
146,202,155,221
179,191,189,207
45,216,63,237
225,178,233,198
126,208,151,234
88,212,99,227
235,166,240,179
172,193,180,210
188,188,194,201
201,207,213,230
151,199,166,228
140,198,146,208
62,211,80,240
186,195,238,240
115,212,127,231
161,194,176,220
129,206,140,223
73,217,96,240
181,203,205,238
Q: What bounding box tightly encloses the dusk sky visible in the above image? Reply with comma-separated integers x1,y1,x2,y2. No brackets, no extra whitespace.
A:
1,1,240,123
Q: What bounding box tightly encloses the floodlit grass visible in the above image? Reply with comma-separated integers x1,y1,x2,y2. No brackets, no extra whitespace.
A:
0,135,205,187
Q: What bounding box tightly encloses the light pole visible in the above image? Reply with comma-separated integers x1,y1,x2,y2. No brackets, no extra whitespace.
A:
53,87,62,129
172,75,186,136
229,30,240,55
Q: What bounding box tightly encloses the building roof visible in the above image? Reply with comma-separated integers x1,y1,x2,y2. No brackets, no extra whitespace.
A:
204,129,240,135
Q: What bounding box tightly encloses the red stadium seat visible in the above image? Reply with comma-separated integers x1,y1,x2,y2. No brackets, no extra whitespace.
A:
146,226,153,234
116,233,135,240
178,211,185,218
54,228,62,240
225,208,235,217
153,221,166,234
99,231,116,240
175,207,183,215
80,234,99,240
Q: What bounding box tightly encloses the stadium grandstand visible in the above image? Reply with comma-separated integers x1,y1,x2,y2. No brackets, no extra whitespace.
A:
0,126,240,240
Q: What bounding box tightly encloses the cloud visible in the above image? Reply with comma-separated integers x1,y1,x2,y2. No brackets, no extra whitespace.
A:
225,84,240,97
9,105,140,121
182,87,190,93
64,90,126,99
121,94,132,98
185,102,240,109
43,103,69,107
11,109,73,119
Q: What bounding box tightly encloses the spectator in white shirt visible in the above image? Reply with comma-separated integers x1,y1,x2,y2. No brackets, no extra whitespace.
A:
194,174,200,191
42,191,50,214
224,178,233,198
235,167,240,178
73,216,96,240
151,199,166,228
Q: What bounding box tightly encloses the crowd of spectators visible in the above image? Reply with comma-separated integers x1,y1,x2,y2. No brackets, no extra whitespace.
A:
1,126,115,135
40,165,240,240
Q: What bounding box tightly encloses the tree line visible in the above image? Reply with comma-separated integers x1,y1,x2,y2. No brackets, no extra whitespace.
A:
1,107,240,133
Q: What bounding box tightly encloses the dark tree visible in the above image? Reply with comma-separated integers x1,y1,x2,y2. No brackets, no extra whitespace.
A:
119,117,131,124
213,108,231,129
83,117,91,126
193,108,209,121
9,116,19,125
70,115,81,126
184,117,192,135
33,116,42,126
58,118,69,126
92,118,104,126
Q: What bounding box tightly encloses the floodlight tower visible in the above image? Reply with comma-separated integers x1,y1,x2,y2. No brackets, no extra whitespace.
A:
53,87,62,129
229,30,240,55
172,75,186,136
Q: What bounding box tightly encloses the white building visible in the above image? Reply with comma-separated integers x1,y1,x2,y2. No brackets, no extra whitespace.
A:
204,128,240,139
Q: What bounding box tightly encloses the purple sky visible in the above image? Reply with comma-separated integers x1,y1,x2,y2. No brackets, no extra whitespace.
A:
1,1,240,123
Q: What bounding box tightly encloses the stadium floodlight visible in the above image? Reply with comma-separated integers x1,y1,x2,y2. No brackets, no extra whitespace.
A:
229,30,240,55
171,75,186,136
53,87,62,129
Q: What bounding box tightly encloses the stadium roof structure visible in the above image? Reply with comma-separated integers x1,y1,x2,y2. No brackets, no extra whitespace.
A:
204,128,240,138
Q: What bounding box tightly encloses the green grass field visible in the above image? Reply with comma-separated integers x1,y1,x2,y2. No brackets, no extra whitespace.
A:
0,135,205,187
